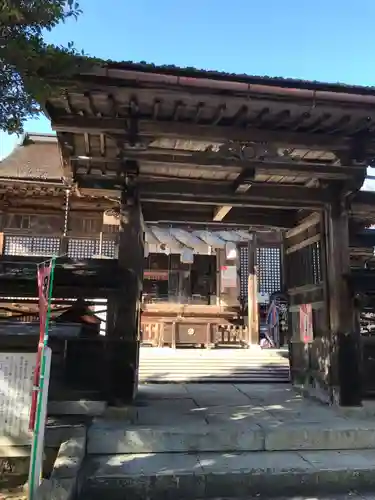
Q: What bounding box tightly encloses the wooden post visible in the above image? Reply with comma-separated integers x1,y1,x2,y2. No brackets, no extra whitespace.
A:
0,232,4,255
105,296,116,337
326,201,361,406
105,179,144,404
59,236,69,256
248,233,259,345
114,186,144,339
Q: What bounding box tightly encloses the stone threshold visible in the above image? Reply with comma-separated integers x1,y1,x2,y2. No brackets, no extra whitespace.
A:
87,419,375,454
80,449,375,500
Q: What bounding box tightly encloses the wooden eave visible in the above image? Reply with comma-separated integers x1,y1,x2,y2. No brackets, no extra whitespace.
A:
0,178,65,198
0,177,64,187
44,66,370,201
17,62,374,227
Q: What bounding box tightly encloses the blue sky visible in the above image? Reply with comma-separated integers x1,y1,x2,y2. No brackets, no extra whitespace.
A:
2,0,375,179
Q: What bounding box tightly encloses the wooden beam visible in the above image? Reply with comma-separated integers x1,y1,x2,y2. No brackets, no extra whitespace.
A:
213,205,232,221
285,234,321,255
53,116,349,150
224,175,255,217
285,212,321,238
75,177,332,208
214,174,254,220
142,209,296,228
70,151,365,180
140,180,331,205
140,192,327,210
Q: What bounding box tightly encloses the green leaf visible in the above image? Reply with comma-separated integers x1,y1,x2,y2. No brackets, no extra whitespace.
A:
0,0,87,134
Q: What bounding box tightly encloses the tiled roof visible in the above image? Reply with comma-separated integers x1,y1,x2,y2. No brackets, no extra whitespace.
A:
102,60,375,95
0,133,63,182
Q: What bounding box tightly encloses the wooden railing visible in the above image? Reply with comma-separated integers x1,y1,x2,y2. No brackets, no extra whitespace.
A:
0,233,118,259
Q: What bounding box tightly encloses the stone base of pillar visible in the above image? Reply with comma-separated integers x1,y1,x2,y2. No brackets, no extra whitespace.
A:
336,332,362,407
64,338,140,404
105,339,140,405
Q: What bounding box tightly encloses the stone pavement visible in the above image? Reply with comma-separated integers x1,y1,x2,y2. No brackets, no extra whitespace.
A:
190,496,375,499
79,384,375,499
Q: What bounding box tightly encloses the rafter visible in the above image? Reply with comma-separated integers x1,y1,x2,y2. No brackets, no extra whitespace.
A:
52,116,350,149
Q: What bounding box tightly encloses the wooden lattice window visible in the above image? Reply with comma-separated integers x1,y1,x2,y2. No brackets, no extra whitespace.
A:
67,238,97,259
312,241,322,284
100,238,117,258
4,236,60,256
239,245,282,300
67,237,117,259
239,246,248,300
257,247,281,295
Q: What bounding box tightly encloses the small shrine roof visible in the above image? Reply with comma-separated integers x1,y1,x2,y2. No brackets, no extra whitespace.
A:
0,133,63,182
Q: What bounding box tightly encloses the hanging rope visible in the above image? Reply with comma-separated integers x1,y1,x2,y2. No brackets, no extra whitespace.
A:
63,187,71,237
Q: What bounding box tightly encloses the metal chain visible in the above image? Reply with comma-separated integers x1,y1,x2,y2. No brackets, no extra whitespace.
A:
63,187,71,237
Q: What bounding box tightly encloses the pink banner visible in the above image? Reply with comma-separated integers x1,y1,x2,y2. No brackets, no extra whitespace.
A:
29,262,52,431
299,303,313,343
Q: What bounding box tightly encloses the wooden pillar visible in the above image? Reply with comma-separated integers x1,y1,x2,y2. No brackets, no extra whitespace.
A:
105,296,116,337
105,178,144,404
113,188,144,339
248,233,259,345
326,201,361,406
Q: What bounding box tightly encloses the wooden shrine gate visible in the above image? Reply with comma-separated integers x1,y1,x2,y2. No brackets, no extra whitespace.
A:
30,59,375,405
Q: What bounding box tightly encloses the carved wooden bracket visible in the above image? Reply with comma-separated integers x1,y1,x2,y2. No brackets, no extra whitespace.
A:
201,141,295,163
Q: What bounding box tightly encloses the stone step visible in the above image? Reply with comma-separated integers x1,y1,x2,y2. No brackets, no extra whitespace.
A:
87,420,375,454
139,373,290,383
79,449,375,500
139,347,290,383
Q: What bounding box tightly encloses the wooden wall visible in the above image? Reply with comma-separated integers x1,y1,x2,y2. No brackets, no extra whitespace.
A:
285,213,331,402
0,210,105,236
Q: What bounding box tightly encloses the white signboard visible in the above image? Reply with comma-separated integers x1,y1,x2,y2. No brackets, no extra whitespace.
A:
221,265,237,289
257,292,270,304
29,347,52,500
0,352,36,440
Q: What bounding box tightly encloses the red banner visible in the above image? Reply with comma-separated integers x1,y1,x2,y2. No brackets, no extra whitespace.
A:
29,262,52,431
